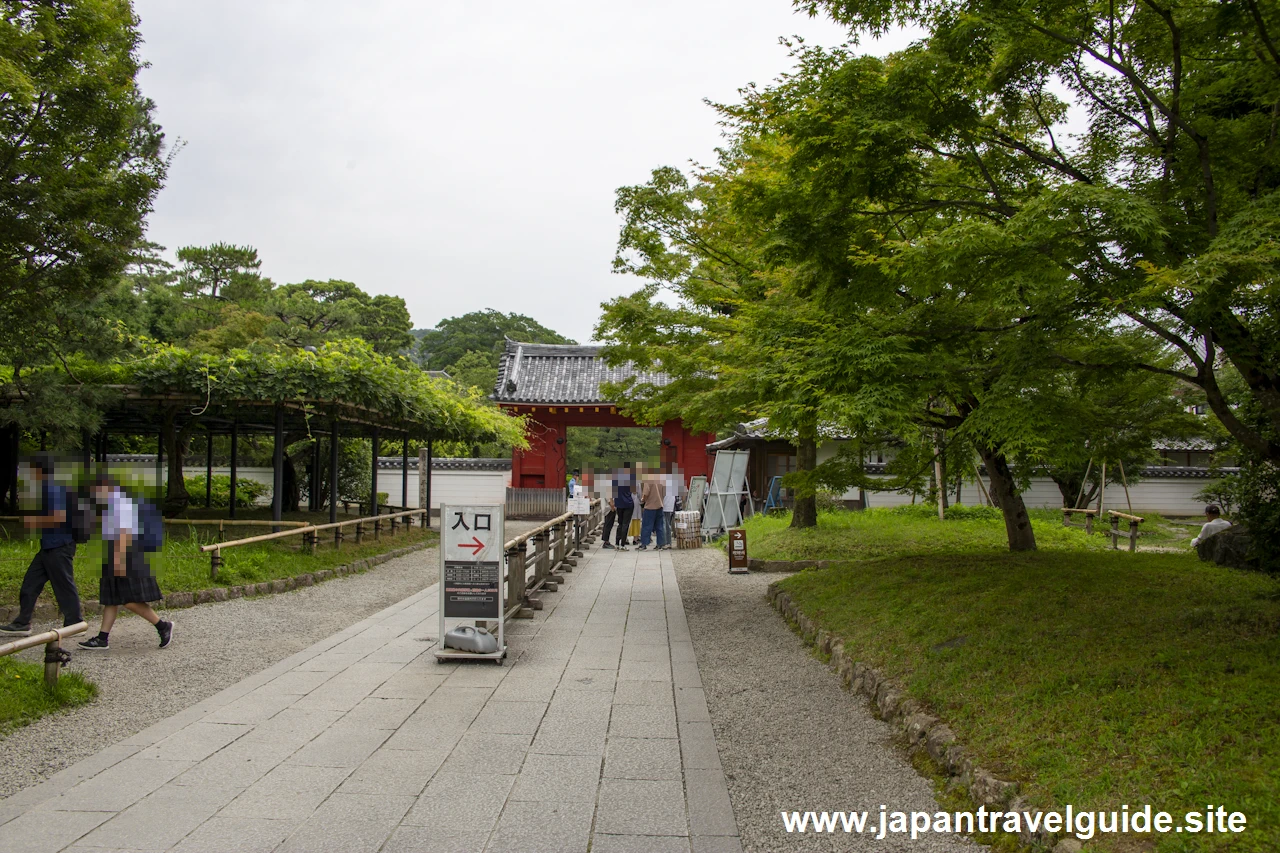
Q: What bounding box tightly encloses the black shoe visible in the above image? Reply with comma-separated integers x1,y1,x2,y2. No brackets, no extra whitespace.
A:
157,620,174,649
0,622,32,636
78,635,109,650
637,545,648,551
603,542,615,549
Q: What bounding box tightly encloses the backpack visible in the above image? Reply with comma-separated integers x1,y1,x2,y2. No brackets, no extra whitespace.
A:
137,499,164,553
69,490,96,545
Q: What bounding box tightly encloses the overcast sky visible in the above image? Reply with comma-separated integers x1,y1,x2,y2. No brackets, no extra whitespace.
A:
133,1,912,344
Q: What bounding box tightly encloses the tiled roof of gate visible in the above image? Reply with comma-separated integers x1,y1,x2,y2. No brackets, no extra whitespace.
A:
492,339,672,404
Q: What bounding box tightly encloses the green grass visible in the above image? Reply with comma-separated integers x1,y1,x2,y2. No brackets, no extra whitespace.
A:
743,503,1202,562
766,509,1280,852
0,657,97,735
0,509,437,602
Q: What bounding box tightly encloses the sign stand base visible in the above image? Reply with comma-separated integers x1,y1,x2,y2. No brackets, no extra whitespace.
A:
434,647,507,665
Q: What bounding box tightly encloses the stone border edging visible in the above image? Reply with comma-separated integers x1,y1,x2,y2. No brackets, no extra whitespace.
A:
7,542,431,622
748,558,842,572
768,583,1084,853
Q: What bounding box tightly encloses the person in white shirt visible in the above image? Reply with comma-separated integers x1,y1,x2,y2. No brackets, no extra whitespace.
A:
660,467,681,550
1191,504,1233,547
79,474,172,651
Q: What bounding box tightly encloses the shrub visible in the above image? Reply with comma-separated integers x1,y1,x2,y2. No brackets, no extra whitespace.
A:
183,475,270,508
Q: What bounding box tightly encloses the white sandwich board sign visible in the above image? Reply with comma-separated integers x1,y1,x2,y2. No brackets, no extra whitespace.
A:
435,503,506,663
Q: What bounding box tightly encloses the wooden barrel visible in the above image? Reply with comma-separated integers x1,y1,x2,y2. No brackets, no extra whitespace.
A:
674,510,702,549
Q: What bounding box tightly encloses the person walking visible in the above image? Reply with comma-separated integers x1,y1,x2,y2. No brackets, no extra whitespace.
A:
637,469,666,551
613,466,635,549
1,455,84,636
78,474,172,651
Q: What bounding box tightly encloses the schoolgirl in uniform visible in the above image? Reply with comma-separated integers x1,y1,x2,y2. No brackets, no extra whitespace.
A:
79,474,173,650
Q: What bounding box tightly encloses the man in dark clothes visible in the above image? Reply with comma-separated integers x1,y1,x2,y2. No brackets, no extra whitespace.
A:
1,455,83,636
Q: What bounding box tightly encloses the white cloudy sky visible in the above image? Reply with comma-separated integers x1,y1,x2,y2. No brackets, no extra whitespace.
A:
133,1,912,344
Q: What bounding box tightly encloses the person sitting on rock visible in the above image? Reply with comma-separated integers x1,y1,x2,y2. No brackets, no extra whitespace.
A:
1191,504,1232,548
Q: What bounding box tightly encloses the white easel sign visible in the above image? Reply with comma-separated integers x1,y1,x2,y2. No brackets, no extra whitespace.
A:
435,504,506,663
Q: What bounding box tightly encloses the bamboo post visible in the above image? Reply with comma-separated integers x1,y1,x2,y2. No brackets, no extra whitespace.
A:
210,547,222,580
972,460,992,506
355,521,363,545
44,638,62,687
1119,459,1133,514
1074,457,1094,510
1098,460,1107,517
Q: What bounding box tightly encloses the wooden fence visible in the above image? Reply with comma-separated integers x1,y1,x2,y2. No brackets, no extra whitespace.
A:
502,499,602,618
200,509,428,579
506,487,570,519
0,622,87,686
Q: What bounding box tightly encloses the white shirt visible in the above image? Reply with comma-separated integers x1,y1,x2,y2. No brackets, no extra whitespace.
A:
661,474,679,513
102,488,138,541
1192,518,1232,546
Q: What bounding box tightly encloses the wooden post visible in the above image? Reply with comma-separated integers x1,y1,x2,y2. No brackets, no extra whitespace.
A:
43,638,62,687
155,430,163,500
310,438,321,512
210,547,222,580
1119,459,1133,514
401,434,409,513
1085,512,1094,535
506,544,526,612
229,420,239,519
370,427,380,519
329,418,340,526
1063,509,1071,527
205,427,214,508
1074,457,1094,510
355,521,363,545
1109,513,1121,549
425,440,433,528
1129,519,1139,553
1098,460,1107,518
271,404,284,530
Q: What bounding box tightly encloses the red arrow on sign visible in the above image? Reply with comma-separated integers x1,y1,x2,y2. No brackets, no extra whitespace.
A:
456,536,485,556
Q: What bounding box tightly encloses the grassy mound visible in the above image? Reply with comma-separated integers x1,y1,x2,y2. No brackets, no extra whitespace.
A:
764,509,1278,852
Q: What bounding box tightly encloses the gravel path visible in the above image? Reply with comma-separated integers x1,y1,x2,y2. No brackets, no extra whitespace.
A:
0,521,542,801
672,547,985,852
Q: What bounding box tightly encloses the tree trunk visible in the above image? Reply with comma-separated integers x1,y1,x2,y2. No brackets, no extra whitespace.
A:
790,423,818,530
162,409,191,517
977,444,1037,551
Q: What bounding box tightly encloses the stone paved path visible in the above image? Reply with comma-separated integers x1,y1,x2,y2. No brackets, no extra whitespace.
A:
0,539,741,853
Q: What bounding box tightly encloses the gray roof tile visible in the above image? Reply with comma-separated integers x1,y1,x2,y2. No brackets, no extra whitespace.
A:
492,340,671,404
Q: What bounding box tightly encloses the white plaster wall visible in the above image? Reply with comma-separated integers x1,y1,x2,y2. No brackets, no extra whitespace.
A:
111,462,509,511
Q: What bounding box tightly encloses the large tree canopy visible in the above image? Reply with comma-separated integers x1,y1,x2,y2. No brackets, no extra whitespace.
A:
418,310,575,372
0,0,167,376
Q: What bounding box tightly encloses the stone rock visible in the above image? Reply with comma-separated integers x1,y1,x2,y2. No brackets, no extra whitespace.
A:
945,745,971,779
925,724,956,766
298,574,314,587
209,587,228,602
166,591,194,609
271,580,287,594
227,586,244,599
314,570,333,582
817,629,832,655
875,686,902,720
284,577,298,591
970,769,1018,806
1053,840,1084,853
1196,524,1261,571
905,712,938,745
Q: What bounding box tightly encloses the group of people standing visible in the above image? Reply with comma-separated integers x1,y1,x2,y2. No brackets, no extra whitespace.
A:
1,455,173,653
596,464,685,551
